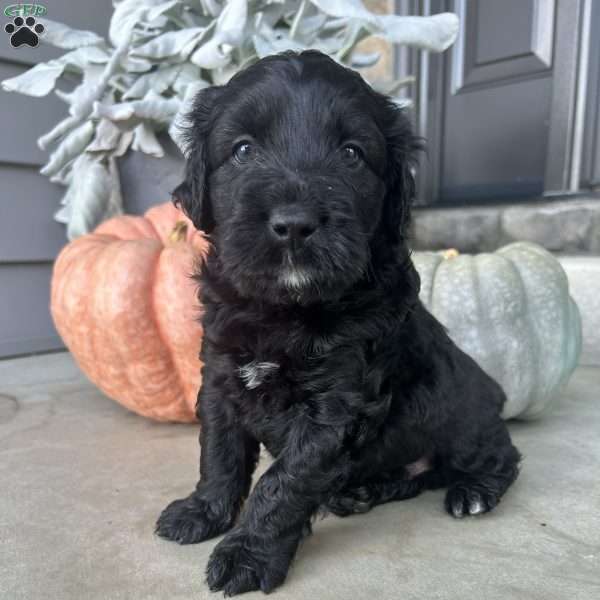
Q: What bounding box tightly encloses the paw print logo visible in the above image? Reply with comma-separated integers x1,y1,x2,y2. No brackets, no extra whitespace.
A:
4,16,45,48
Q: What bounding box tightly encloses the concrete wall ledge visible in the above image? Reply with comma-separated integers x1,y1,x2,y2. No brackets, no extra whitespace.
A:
410,196,600,254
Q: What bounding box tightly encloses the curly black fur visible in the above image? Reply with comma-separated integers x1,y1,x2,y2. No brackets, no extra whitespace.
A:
155,50,521,596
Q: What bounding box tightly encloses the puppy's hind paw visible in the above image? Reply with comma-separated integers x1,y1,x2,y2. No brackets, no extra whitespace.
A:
155,492,235,544
325,477,424,517
325,485,374,517
444,483,499,519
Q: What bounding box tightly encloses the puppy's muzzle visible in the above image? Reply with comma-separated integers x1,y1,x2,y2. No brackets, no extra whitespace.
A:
269,204,319,246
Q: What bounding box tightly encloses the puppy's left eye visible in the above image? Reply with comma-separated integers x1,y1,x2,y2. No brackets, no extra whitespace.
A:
233,141,253,163
341,144,363,165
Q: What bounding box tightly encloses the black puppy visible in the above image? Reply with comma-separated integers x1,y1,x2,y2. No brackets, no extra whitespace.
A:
156,50,521,595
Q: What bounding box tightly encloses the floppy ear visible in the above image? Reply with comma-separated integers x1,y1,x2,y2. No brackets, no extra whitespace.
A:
172,86,224,233
381,103,422,244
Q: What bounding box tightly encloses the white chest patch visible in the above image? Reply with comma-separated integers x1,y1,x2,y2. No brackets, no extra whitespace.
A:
238,360,280,390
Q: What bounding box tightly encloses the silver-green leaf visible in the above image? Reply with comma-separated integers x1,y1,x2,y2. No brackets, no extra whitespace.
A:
41,18,105,49
132,27,206,59
132,122,164,157
40,120,95,176
1,61,65,97
57,155,123,239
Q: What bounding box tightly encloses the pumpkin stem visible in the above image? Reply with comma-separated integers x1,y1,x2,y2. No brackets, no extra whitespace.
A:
442,248,460,260
168,221,188,244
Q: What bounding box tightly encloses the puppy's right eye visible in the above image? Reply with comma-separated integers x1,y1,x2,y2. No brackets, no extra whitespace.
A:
341,143,363,166
233,141,253,163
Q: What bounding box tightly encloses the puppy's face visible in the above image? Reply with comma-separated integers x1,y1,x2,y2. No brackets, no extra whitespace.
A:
175,51,417,304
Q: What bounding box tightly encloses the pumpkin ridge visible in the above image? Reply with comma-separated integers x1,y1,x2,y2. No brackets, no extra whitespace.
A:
505,246,563,418
92,240,165,416
428,254,443,308
145,202,193,245
148,247,194,421
95,215,160,241
90,241,138,408
53,239,109,400
143,217,167,247
504,255,540,417
51,237,117,363
565,299,583,374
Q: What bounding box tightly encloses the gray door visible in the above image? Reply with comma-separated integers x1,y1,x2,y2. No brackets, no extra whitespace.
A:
0,2,112,357
411,0,598,204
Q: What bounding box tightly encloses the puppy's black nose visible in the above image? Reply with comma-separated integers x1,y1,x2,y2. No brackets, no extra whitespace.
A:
269,206,318,243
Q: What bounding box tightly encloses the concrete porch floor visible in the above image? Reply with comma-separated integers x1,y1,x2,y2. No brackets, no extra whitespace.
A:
0,352,599,600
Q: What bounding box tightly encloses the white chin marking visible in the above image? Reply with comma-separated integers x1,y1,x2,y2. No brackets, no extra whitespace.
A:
280,269,312,290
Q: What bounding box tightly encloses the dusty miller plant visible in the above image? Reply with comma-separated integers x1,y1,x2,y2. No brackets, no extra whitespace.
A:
2,0,458,239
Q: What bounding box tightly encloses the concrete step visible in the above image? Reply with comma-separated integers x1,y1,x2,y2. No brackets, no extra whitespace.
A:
559,256,600,366
411,196,600,254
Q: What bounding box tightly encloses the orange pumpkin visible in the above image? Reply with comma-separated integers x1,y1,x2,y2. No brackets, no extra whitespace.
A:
51,203,208,422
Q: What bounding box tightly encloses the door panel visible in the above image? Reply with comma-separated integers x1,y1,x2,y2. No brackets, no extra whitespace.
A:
582,0,600,189
452,0,554,94
439,0,556,202
442,76,552,201
415,0,563,204
475,0,534,63
415,0,598,203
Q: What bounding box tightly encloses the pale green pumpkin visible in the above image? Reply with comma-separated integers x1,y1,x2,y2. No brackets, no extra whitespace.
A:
412,242,582,420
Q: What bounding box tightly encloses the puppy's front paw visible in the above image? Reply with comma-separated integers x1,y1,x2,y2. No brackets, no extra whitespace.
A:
445,483,499,518
155,491,236,544
206,529,297,596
